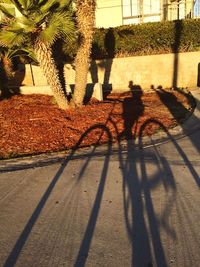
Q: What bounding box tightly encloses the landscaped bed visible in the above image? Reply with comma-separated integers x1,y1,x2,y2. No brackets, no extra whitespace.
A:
0,89,195,159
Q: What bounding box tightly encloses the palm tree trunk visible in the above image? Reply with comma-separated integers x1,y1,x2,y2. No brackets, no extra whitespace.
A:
72,0,96,107
2,56,13,79
34,39,68,110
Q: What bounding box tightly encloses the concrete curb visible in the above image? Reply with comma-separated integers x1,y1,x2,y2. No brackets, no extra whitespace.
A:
0,88,200,172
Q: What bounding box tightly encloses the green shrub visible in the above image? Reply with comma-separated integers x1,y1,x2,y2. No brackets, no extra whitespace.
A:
91,19,200,59
61,19,200,60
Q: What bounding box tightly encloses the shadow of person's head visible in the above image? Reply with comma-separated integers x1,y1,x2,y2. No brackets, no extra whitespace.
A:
128,80,143,99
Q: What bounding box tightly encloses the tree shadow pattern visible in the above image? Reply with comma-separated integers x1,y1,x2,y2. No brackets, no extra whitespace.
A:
3,89,200,267
2,11,200,265
90,28,115,95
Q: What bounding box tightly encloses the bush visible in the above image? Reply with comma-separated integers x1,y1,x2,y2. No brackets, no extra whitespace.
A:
91,19,200,59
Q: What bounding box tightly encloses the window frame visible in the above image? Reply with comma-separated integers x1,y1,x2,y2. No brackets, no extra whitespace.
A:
122,0,161,24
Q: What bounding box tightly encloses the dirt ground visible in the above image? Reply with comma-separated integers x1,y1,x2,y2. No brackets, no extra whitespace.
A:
0,88,195,159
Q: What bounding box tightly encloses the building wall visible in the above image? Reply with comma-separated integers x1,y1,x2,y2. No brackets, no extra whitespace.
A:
21,51,200,93
0,1,198,28
95,0,197,28
95,0,123,28
123,0,161,25
165,0,194,21
95,0,162,28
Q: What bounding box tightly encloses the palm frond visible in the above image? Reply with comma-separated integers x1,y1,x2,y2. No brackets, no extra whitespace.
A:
0,1,13,4
17,0,27,9
5,18,31,33
3,46,37,62
0,3,15,19
9,0,28,17
16,16,36,31
20,47,37,62
39,0,58,13
39,11,75,45
2,48,23,59
37,0,48,7
59,0,72,7
55,12,76,42
57,1,74,17
0,0,75,53
39,22,59,45
16,0,35,11
3,48,20,58
0,29,27,47
55,0,73,11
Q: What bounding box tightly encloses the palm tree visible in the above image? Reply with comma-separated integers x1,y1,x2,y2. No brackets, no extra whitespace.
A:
72,0,96,107
0,46,37,97
0,0,75,109
0,46,36,78
0,47,13,97
0,48,14,80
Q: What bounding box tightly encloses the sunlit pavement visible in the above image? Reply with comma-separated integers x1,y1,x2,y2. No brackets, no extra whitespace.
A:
0,89,200,267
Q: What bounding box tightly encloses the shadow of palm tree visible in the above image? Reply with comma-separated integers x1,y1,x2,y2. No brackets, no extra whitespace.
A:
156,87,195,123
90,28,115,97
172,20,183,89
154,88,200,187
103,28,115,85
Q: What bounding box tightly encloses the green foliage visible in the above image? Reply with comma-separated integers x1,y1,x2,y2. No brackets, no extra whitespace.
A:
60,19,200,61
91,19,200,59
0,46,35,61
0,0,76,48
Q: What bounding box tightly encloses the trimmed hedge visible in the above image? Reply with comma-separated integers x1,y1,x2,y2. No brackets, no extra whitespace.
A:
91,19,200,59
2,18,200,62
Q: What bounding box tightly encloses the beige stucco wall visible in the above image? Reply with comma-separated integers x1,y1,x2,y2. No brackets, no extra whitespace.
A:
95,0,195,27
22,51,200,93
90,51,200,90
95,0,122,28
95,0,162,27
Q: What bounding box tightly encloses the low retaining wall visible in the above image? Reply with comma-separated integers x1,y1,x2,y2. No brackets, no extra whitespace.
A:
18,51,200,93
18,83,103,101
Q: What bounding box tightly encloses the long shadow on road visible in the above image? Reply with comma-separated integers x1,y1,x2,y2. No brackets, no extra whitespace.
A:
3,91,200,267
74,126,112,266
116,117,177,266
117,116,199,266
3,124,112,267
155,89,200,187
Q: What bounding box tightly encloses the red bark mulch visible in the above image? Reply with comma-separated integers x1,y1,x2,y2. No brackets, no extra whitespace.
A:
0,89,195,159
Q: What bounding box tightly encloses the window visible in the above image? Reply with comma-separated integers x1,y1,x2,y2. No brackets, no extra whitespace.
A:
122,0,161,24
122,0,139,17
194,0,200,17
143,0,160,15
167,0,195,20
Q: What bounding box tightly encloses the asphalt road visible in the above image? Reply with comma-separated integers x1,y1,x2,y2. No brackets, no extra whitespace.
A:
0,123,200,267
